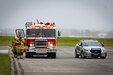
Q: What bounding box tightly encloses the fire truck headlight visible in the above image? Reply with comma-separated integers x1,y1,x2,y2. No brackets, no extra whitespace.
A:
49,44,53,47
48,42,53,47
48,42,54,49
30,44,34,47
48,44,54,49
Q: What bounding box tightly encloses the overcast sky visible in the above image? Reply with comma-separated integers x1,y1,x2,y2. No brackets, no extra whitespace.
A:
0,0,113,31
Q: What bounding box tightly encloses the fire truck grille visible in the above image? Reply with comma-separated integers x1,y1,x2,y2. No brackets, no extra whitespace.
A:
35,41,47,46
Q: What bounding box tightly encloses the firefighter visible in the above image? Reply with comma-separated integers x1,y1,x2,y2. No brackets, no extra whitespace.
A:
12,38,17,58
15,35,25,59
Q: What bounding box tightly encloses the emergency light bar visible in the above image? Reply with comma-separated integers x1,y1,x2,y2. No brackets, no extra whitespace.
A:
25,22,56,29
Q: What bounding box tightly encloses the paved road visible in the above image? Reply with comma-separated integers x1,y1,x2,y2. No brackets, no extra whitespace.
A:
0,46,9,53
18,47,113,75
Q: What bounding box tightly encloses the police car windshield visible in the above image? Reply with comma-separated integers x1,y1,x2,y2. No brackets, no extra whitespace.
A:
83,42,101,46
26,29,56,38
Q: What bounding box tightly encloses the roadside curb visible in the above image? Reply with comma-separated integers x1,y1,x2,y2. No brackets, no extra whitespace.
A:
9,47,25,75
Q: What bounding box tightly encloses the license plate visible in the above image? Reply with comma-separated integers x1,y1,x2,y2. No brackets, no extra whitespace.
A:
36,49,46,53
94,53,99,55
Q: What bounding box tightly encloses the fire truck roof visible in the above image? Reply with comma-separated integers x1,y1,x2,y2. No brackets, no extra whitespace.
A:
25,22,56,29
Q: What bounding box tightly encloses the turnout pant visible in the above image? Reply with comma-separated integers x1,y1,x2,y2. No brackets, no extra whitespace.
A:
16,49,24,59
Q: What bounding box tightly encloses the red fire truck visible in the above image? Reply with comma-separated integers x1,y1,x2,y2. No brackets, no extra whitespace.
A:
16,21,58,58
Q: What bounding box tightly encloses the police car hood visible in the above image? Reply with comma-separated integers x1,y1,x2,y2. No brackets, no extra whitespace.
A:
83,46,105,50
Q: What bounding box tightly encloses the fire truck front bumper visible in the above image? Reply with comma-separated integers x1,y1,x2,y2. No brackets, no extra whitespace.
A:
26,47,57,54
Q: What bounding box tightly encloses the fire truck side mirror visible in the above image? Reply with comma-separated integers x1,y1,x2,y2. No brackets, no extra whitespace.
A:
15,29,25,38
58,30,61,38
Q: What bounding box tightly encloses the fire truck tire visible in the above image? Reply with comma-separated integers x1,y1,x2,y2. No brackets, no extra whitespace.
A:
47,53,56,58
26,52,32,58
51,53,56,58
47,53,51,58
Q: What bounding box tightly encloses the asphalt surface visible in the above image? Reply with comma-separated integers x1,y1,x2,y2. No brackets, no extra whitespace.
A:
0,46,9,53
18,47,113,75
0,46,113,75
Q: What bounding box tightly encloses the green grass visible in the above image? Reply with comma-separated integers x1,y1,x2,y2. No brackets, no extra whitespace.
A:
0,36,14,46
0,54,9,75
0,36,113,46
57,37,113,46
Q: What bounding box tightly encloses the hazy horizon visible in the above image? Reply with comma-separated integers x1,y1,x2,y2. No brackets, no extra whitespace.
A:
0,28,113,38
0,0,113,31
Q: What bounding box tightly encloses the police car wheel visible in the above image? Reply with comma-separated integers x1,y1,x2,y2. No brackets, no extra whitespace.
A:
101,53,107,59
75,49,79,58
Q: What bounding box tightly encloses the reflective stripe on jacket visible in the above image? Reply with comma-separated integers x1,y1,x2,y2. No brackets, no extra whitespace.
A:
16,38,25,49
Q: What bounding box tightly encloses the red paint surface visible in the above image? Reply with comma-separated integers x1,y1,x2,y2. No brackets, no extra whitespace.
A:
24,38,56,46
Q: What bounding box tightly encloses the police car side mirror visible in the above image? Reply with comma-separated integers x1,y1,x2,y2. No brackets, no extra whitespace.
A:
79,44,82,46
78,44,81,46
79,43,82,46
102,44,104,47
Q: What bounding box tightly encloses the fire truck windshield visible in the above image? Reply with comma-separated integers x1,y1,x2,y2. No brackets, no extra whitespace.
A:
26,29,56,38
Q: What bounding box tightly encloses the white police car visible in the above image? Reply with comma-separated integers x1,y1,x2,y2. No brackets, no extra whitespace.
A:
75,40,107,59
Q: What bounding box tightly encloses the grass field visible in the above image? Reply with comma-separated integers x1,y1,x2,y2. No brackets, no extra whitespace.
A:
0,54,9,75
0,36,14,46
0,36,113,46
57,37,113,46
0,36,113,75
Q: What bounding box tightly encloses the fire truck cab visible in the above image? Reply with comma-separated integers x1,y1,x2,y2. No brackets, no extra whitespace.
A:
24,22,57,58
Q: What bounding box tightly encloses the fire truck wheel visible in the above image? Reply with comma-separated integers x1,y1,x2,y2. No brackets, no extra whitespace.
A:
51,53,56,58
26,52,32,58
47,53,51,58
47,53,56,58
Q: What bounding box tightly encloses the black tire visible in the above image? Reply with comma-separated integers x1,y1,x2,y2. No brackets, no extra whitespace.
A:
94,56,98,59
51,53,56,58
47,53,51,58
101,53,107,59
26,52,32,58
75,49,79,58
26,52,29,58
47,53,56,58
